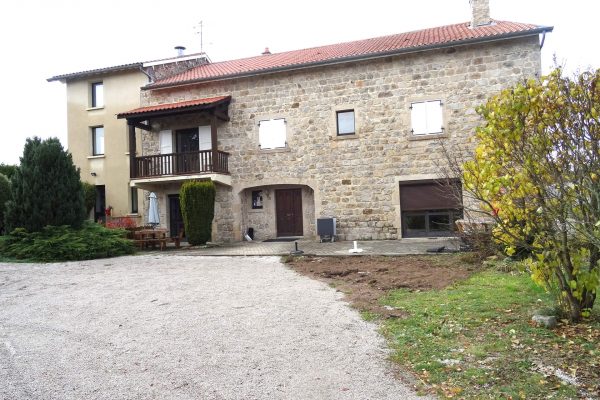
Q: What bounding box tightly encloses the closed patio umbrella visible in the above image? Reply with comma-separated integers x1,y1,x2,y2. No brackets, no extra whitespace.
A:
148,192,160,227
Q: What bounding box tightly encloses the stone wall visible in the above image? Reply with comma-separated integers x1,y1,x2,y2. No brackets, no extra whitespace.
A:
470,0,491,27
241,186,315,240
144,56,210,82
140,181,234,242
141,36,542,240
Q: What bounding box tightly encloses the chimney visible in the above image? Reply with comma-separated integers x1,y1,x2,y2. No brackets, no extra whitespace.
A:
261,47,271,55
175,46,186,57
470,0,491,27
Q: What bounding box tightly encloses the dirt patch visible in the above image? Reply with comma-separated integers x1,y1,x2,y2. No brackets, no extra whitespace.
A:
286,254,478,319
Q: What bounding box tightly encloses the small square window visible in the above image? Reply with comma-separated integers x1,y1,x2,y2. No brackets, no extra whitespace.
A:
411,100,443,135
92,126,104,155
252,190,263,209
258,118,286,149
91,82,104,108
336,110,355,135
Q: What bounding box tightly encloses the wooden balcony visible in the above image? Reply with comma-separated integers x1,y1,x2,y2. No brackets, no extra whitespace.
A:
131,150,229,179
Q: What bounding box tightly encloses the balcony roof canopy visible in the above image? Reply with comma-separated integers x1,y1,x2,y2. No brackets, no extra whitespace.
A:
117,95,231,127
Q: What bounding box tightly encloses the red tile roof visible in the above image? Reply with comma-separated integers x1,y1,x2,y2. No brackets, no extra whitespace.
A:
117,95,231,119
148,20,551,89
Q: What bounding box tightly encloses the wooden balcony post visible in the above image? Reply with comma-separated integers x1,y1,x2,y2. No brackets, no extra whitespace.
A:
211,114,218,172
128,123,137,178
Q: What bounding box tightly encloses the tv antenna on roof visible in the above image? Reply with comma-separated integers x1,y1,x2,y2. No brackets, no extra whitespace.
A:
194,21,204,53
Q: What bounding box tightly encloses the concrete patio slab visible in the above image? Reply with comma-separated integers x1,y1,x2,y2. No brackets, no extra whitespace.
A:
176,237,461,257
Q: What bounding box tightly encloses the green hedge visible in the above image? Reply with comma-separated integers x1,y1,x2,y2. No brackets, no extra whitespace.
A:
0,222,135,262
180,181,216,245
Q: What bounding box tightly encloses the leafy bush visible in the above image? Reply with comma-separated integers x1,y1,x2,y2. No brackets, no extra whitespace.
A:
0,222,135,262
5,137,86,232
462,68,600,321
0,173,10,234
180,181,215,245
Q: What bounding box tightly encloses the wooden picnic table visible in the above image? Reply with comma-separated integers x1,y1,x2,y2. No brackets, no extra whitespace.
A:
133,228,169,250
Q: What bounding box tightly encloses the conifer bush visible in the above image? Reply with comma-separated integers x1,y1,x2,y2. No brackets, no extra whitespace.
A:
5,137,86,232
82,182,96,217
180,181,216,245
0,222,134,262
0,173,10,234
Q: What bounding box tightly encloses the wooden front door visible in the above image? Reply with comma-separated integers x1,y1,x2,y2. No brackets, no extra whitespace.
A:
275,189,303,237
168,194,185,238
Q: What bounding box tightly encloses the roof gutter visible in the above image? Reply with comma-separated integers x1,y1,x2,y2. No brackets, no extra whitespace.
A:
47,63,143,83
145,26,553,91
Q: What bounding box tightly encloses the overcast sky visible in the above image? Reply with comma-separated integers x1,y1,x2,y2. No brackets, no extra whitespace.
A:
0,0,597,165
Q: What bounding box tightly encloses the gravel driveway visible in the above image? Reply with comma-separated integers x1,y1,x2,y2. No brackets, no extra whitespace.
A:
0,255,423,399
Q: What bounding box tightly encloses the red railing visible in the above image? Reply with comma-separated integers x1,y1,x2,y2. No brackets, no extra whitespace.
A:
132,150,229,179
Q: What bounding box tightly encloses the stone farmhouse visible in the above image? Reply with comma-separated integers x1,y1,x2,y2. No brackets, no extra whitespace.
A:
52,0,552,242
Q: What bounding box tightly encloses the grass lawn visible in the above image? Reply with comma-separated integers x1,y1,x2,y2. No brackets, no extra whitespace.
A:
382,269,600,399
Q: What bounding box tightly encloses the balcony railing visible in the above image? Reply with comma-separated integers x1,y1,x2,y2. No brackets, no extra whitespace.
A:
132,150,229,179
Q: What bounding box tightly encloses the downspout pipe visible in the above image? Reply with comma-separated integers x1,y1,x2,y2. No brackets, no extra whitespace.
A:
139,65,153,83
540,29,547,49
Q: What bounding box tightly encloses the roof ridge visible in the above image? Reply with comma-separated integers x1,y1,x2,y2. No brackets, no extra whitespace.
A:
148,19,550,89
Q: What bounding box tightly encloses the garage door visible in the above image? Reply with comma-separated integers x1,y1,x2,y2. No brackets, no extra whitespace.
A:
400,180,462,237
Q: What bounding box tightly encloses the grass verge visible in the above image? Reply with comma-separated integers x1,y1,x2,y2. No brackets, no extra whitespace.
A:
381,270,599,399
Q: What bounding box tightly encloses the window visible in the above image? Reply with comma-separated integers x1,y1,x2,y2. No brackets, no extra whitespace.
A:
400,180,463,237
258,118,286,149
252,190,263,209
198,126,212,151
410,100,443,135
92,126,104,155
91,82,104,108
402,210,462,237
336,110,355,135
131,187,138,214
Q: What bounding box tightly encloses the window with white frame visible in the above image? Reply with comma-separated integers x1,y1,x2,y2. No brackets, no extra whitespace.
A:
258,118,286,149
410,100,443,135
92,126,104,155
91,82,104,108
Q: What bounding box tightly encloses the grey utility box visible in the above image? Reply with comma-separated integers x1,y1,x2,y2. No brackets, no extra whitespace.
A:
317,217,336,242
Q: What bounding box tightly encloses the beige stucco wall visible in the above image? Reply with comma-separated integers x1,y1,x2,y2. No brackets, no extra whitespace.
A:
66,69,148,219
141,36,542,241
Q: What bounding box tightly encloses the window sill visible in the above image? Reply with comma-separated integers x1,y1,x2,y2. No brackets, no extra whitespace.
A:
126,213,140,217
409,133,448,141
259,147,290,153
86,106,105,111
330,133,358,141
248,209,264,213
87,155,105,159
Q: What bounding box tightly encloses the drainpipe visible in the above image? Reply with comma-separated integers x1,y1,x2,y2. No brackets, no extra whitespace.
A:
540,29,547,50
139,65,153,83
